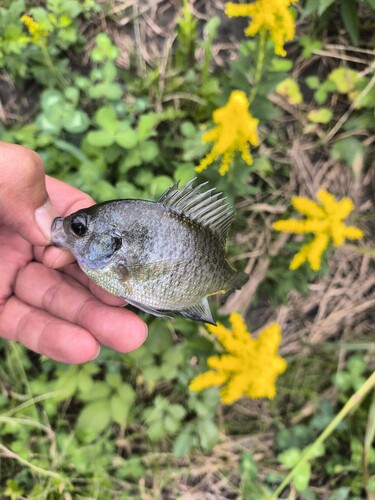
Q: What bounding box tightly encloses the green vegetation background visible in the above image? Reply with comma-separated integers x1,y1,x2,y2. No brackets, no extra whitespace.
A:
0,0,374,498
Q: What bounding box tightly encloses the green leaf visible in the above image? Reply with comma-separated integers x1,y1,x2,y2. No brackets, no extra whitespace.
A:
134,170,154,187
76,399,111,435
63,110,90,133
35,114,62,134
79,381,111,401
252,156,273,175
347,355,367,376
91,33,119,62
116,180,142,198
314,88,328,105
328,68,360,94
86,130,115,147
180,121,197,138
197,418,220,450
41,89,63,109
106,373,122,388
305,76,320,90
115,126,138,149
102,61,118,81
89,83,122,100
105,83,122,100
149,175,174,198
270,58,293,72
299,36,323,59
278,447,301,468
294,462,311,492
117,383,136,405
307,442,325,459
173,163,196,184
169,403,186,421
307,108,333,124
147,419,165,441
110,393,132,425
137,113,159,140
173,429,194,456
142,366,162,384
95,106,117,130
330,137,365,169
120,149,143,171
163,414,181,434
77,369,95,393
340,0,359,45
318,0,335,15
92,180,119,201
140,140,159,162
64,86,79,104
276,78,303,105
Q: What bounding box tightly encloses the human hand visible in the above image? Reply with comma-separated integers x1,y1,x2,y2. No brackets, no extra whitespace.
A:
0,142,147,363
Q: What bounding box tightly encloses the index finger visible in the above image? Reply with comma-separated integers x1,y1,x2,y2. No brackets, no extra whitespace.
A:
46,175,95,215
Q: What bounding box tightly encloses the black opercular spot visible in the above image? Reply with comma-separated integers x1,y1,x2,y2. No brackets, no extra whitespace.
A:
113,236,122,251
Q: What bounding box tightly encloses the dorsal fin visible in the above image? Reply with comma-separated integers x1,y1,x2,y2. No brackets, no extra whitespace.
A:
157,179,234,242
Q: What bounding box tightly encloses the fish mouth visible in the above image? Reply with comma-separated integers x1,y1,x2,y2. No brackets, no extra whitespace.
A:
51,217,66,247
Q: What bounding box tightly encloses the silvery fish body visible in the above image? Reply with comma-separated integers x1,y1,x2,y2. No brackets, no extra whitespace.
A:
51,180,248,324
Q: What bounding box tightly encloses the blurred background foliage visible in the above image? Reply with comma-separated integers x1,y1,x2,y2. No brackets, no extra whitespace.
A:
0,0,374,498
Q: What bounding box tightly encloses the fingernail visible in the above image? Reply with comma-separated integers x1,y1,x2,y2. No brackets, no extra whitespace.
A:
91,346,101,360
34,200,57,241
141,323,148,343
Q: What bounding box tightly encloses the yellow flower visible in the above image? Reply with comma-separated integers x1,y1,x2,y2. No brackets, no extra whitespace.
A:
189,313,287,404
21,14,48,44
196,90,259,176
273,190,364,271
225,0,298,57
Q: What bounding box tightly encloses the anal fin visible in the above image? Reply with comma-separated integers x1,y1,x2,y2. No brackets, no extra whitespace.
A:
125,297,216,325
125,297,173,320
175,298,216,325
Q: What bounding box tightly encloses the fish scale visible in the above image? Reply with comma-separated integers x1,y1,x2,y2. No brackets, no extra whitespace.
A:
51,180,248,325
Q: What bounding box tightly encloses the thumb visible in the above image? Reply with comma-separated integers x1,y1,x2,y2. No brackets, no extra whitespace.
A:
0,142,58,246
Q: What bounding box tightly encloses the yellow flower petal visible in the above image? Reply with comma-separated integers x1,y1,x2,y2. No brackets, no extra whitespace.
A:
190,313,287,404
335,198,355,219
225,3,253,17
316,190,337,213
289,247,308,270
292,196,325,218
342,226,364,240
196,90,259,175
189,370,227,391
274,190,363,271
21,14,48,44
225,0,298,57
306,233,330,270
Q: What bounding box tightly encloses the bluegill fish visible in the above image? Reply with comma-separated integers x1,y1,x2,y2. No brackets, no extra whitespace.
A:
51,180,248,324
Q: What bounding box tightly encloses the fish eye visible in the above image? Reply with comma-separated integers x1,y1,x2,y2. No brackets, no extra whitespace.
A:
70,216,88,237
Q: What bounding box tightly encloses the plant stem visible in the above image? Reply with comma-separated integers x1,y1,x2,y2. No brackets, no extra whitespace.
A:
271,369,375,498
0,444,63,480
248,31,267,106
40,43,67,88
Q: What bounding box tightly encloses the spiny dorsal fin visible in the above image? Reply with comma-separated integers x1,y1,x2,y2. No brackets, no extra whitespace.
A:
158,179,234,242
